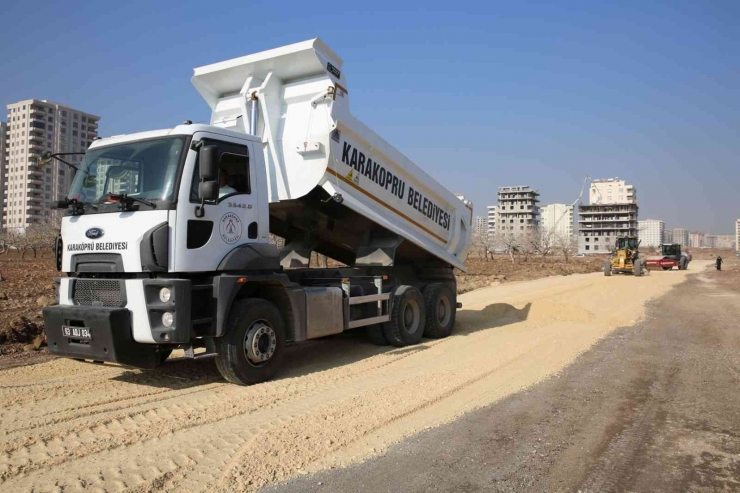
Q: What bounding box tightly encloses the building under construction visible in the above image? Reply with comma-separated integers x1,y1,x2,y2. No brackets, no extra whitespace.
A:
578,178,638,254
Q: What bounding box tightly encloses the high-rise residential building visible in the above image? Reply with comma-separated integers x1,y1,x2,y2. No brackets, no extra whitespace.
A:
689,231,704,248
578,177,638,254
540,203,574,239
497,186,540,233
473,215,487,236
638,219,664,248
486,205,497,236
0,121,7,227
3,100,99,230
589,178,636,205
663,229,673,244
736,219,740,251
578,203,639,254
672,228,689,247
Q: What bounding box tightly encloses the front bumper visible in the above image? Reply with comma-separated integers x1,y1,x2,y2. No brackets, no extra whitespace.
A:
43,305,167,369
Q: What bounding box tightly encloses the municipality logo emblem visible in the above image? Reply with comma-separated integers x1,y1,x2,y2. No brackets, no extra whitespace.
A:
219,212,242,244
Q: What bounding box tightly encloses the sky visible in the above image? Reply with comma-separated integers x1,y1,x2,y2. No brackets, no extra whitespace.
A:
1,0,738,233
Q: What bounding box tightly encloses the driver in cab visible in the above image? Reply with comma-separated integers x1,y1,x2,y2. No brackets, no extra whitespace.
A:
219,168,236,198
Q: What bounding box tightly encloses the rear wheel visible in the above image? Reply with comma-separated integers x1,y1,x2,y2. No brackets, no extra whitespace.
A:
662,266,672,271
604,260,612,276
215,298,286,385
634,259,643,277
423,283,456,339
383,286,426,347
679,258,688,270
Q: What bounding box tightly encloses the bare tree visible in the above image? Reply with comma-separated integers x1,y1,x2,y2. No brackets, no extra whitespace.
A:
524,227,554,258
471,230,495,261
553,232,578,262
493,229,521,264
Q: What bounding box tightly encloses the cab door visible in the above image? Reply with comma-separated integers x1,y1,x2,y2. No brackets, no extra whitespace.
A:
173,133,264,272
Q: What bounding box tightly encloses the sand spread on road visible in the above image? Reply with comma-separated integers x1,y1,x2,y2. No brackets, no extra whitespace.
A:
0,262,706,492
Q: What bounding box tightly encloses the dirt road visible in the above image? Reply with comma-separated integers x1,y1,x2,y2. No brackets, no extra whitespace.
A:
0,263,706,492
267,260,740,493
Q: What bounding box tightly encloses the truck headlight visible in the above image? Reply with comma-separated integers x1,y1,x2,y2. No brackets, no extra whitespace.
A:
159,287,172,303
162,312,174,327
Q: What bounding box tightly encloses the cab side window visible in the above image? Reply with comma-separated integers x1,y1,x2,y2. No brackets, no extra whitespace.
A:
190,141,250,202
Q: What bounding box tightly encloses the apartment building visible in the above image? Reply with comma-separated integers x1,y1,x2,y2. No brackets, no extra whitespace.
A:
473,215,487,236
3,100,99,230
578,178,638,254
714,235,734,249
672,228,689,247
540,203,574,239
638,219,664,248
0,122,7,227
689,232,703,248
486,205,497,236
663,229,673,244
736,220,740,251
578,203,639,254
589,178,636,205
497,186,539,233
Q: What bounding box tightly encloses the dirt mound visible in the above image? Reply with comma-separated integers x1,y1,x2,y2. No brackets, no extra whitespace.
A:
0,317,42,344
0,252,56,354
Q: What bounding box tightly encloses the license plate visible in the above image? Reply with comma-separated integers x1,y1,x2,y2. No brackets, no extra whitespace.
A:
62,326,91,340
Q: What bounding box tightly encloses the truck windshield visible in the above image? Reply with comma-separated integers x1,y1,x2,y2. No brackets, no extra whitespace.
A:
67,137,187,205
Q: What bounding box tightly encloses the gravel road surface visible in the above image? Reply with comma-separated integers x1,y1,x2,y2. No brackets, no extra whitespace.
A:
267,261,740,493
0,262,707,492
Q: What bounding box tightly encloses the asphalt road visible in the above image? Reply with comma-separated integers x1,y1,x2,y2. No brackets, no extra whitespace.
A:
265,266,740,493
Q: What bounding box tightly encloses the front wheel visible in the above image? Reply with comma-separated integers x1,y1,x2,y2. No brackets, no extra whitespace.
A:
634,259,643,277
215,298,286,385
604,260,612,276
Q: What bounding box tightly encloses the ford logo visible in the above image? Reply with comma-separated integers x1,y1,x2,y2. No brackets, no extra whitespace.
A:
85,228,104,239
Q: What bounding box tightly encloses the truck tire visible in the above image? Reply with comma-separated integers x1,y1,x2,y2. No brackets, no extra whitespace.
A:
423,283,456,339
215,298,286,385
634,259,642,277
366,325,389,345
679,258,687,270
604,260,612,276
383,286,426,347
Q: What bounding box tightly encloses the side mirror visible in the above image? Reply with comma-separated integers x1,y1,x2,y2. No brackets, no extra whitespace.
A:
198,181,218,201
199,145,218,181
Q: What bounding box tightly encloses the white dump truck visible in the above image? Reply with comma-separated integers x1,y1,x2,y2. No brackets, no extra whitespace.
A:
43,39,472,385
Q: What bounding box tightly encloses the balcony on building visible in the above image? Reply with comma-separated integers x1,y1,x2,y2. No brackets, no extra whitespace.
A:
29,105,45,116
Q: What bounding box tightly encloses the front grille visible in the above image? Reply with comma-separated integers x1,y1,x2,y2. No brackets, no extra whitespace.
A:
72,279,125,307
71,253,123,273
75,253,120,263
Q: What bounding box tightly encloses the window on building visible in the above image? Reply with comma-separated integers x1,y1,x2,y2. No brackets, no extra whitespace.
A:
585,245,590,250
594,245,599,251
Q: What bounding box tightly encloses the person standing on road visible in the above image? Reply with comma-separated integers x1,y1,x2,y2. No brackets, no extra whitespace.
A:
716,256,723,271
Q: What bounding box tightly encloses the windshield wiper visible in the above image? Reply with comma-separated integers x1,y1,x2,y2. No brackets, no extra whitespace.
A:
56,198,97,215
106,194,157,210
